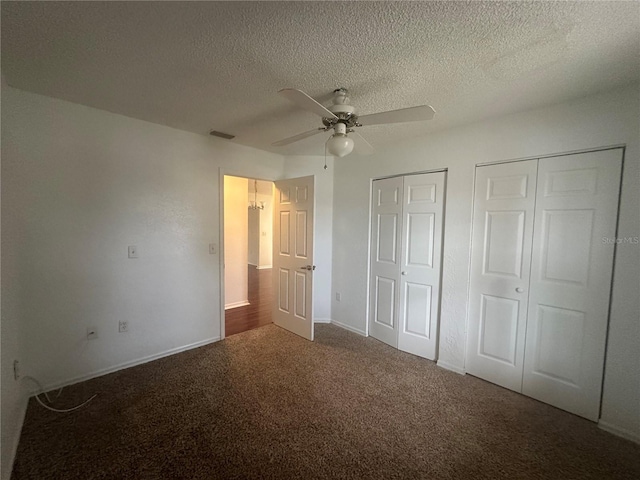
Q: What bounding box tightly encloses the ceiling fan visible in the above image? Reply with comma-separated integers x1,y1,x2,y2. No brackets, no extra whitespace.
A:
272,88,436,157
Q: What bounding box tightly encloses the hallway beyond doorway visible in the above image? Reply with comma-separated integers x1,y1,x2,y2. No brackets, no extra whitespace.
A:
225,266,272,336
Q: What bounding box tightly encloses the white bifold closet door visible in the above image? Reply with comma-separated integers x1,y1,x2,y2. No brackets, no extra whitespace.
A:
466,149,622,420
369,171,445,360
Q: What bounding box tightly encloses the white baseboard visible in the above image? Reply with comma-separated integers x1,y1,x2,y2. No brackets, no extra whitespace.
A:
437,360,466,375
314,318,331,324
331,319,367,336
256,265,272,270
598,420,640,444
224,300,250,310
41,336,220,392
3,395,29,480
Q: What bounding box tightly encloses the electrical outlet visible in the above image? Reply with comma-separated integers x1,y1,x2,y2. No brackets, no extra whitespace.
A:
119,320,129,333
87,327,98,340
128,245,139,258
209,243,217,255
336,292,341,302
13,360,20,380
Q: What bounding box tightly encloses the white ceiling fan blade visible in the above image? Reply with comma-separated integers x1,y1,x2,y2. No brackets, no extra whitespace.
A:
271,128,325,147
358,105,436,126
278,88,338,119
351,131,375,155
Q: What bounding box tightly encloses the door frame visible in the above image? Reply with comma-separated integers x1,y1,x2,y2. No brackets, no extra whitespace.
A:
218,168,319,340
364,168,448,351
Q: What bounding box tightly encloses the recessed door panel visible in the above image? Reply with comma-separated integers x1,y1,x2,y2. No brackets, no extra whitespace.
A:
378,186,399,206
403,283,431,338
483,211,526,278
294,271,307,319
278,268,290,313
375,276,395,328
540,209,594,286
478,295,519,365
408,184,436,203
295,210,308,258
279,211,290,256
406,213,434,267
280,188,291,204
296,186,308,203
487,174,528,200
544,168,597,197
377,214,398,264
531,305,585,386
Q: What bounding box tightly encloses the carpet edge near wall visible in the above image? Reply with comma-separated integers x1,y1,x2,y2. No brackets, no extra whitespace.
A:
37,336,220,392
2,394,28,480
598,421,640,445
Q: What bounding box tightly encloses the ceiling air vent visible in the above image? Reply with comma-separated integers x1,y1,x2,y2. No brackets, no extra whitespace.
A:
209,130,235,140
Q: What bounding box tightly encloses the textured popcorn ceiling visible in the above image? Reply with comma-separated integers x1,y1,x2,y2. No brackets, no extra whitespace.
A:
2,1,639,156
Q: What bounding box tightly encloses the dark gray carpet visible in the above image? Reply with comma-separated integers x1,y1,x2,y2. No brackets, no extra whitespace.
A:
11,324,640,479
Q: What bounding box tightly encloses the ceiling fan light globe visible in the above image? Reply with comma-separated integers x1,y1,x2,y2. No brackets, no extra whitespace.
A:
327,133,354,158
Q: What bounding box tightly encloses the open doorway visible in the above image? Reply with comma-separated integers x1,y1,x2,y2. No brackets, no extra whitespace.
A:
223,175,275,336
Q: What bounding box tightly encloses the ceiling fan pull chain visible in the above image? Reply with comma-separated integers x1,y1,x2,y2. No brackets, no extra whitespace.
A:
324,140,328,170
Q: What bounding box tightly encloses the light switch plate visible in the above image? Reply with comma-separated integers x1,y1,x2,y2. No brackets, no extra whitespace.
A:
209,243,217,255
128,245,138,258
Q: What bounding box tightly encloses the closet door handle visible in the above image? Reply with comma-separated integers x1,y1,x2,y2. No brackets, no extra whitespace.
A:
515,287,524,293
401,271,408,276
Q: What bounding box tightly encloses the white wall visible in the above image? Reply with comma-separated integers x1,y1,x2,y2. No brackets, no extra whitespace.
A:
0,83,29,480
282,156,334,323
1,86,285,400
248,209,259,267
247,180,274,269
330,84,639,440
224,176,249,308
256,185,273,268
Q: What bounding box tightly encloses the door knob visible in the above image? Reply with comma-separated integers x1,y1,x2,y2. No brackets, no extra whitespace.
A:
401,271,407,276
299,265,316,271
515,287,524,293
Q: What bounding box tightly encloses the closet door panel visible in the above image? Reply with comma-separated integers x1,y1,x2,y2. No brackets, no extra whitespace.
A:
522,149,622,420
369,176,404,348
397,172,446,360
466,160,538,391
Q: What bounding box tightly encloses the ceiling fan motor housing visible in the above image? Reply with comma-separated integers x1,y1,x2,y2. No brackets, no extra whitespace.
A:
321,87,360,130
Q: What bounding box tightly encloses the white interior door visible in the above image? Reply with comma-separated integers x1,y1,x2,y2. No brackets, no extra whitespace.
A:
369,176,403,348
368,172,446,359
522,149,622,420
397,172,445,360
466,160,538,391
273,176,314,341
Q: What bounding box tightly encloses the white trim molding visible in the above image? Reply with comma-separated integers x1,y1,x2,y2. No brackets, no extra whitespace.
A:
437,360,466,375
598,421,640,445
42,336,221,392
224,300,250,310
256,265,272,270
314,318,331,324
331,319,367,336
